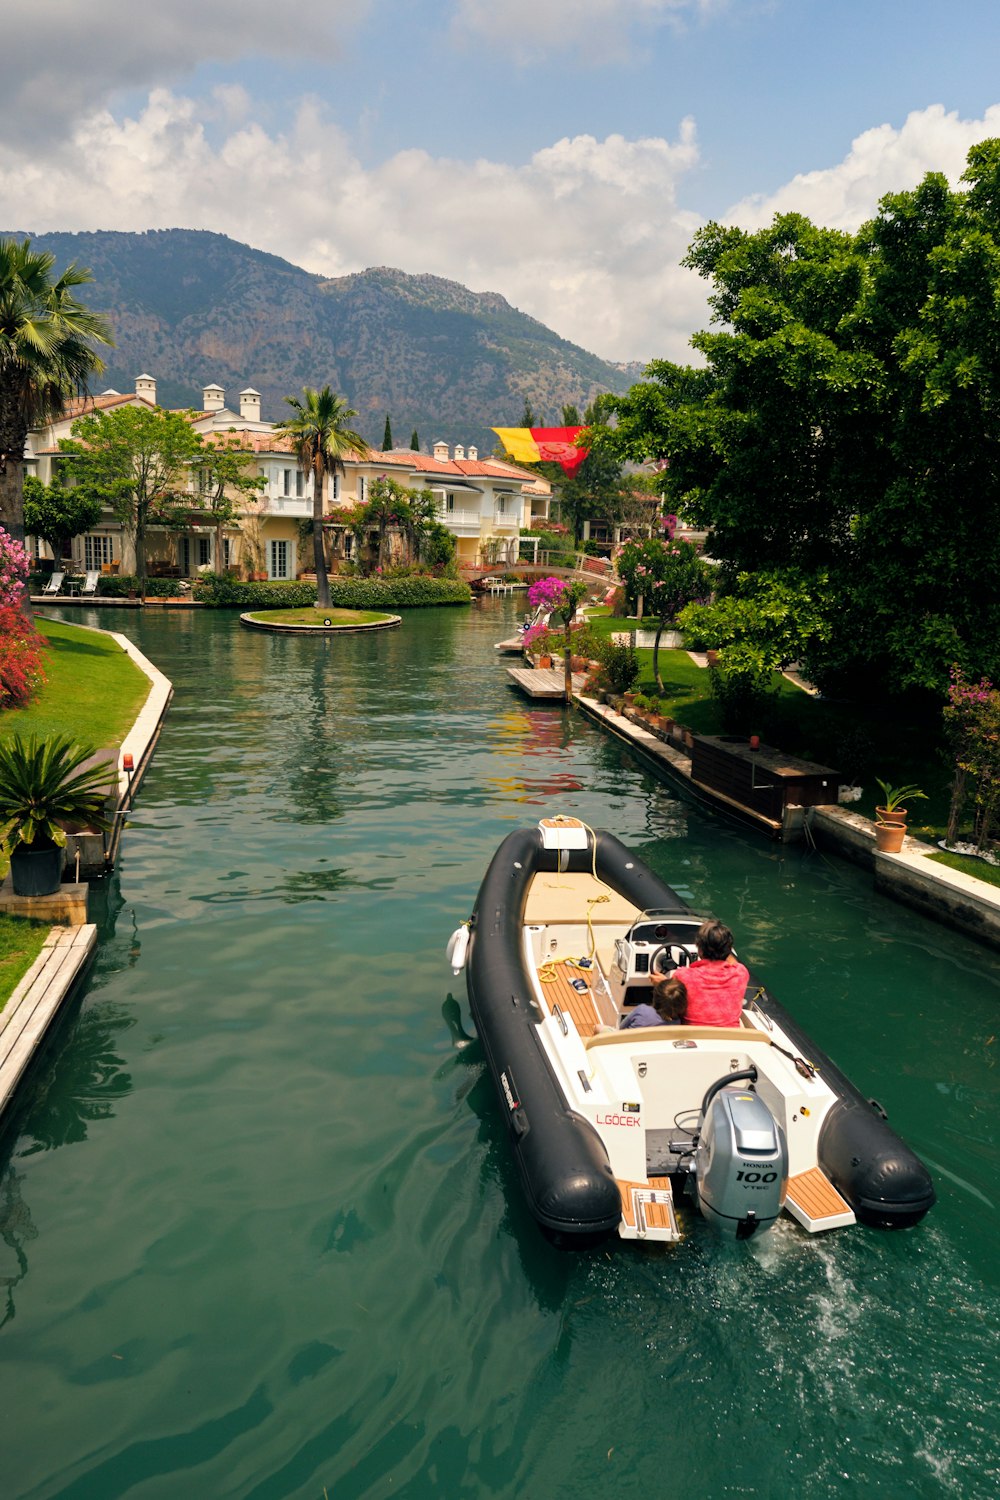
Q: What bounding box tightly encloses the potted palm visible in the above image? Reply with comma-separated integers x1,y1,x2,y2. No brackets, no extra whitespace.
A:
874,779,927,854
0,734,113,897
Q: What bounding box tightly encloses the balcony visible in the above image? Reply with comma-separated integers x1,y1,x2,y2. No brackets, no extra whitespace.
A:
269,494,313,517
437,508,482,534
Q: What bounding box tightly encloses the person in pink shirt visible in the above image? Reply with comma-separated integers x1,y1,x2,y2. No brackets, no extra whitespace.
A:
678,920,749,1027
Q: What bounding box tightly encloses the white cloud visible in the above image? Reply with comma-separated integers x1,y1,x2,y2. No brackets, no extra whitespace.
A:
0,90,705,363
0,1,366,143
726,103,1000,232
452,0,723,63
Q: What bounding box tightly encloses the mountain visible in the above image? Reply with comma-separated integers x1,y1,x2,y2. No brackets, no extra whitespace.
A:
5,228,644,451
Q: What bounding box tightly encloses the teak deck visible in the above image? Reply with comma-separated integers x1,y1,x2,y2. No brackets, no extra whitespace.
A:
785,1167,856,1231
536,958,611,1035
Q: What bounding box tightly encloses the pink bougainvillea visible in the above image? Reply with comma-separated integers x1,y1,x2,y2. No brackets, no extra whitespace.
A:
0,526,30,609
526,575,567,612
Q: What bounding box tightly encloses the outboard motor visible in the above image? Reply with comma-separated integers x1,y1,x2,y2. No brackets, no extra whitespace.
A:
694,1070,788,1240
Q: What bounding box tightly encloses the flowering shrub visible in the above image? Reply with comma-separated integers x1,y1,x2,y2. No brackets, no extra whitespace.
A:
0,607,47,708
943,667,1000,846
0,527,30,608
526,575,568,613
617,537,712,624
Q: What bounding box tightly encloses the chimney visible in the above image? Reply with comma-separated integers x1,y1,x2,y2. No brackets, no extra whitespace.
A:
467,445,478,461
239,388,261,423
454,444,465,461
433,440,449,461
135,373,156,404
202,383,225,412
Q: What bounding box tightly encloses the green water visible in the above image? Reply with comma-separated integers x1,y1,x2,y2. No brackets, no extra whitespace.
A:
2,601,998,1499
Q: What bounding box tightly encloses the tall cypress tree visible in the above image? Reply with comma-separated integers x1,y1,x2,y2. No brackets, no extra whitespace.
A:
382,413,393,450
410,429,419,451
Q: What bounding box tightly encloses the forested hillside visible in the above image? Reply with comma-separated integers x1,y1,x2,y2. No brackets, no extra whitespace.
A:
5,228,642,450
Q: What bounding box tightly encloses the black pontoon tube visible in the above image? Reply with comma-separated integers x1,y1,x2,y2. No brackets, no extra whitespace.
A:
466,826,685,1240
466,825,935,1241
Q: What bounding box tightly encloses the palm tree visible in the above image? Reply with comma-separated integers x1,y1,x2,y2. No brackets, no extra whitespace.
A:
0,239,113,564
276,386,369,607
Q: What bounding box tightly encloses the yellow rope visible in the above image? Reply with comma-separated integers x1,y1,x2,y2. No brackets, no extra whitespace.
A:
537,961,559,984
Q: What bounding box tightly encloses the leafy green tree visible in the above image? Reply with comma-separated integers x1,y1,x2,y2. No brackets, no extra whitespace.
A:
382,413,393,451
22,475,102,563
190,437,267,574
60,405,201,589
0,238,112,598
617,537,713,691
410,429,420,451
521,399,536,428
601,140,1000,699
276,386,369,608
678,570,832,730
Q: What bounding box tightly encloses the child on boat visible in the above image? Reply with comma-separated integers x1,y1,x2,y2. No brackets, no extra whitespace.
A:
619,976,688,1029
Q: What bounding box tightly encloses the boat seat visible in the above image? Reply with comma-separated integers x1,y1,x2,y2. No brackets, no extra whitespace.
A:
523,872,640,926
585,1024,773,1050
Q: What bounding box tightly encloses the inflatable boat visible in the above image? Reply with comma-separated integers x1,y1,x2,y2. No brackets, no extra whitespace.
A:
448,818,935,1246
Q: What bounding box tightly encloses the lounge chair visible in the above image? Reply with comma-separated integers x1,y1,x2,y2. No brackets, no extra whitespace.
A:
41,571,65,596
80,570,100,596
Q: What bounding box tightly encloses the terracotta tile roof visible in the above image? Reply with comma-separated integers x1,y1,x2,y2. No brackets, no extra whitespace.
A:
200,427,299,455
58,392,154,420
378,448,541,484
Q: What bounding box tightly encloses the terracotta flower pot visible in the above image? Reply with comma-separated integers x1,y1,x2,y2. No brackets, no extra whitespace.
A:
875,821,906,854
876,806,907,827
538,654,552,669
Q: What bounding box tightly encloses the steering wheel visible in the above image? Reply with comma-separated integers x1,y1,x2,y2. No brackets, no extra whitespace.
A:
650,944,691,977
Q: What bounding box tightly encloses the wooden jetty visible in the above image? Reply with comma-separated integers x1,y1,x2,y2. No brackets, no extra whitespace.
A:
495,634,526,654
506,666,586,700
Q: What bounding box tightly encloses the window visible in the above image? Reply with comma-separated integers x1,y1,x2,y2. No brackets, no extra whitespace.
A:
496,495,508,515
446,493,455,513
83,534,115,570
333,473,341,500
270,539,290,579
358,475,367,503
197,536,211,568
296,471,304,498
283,469,292,496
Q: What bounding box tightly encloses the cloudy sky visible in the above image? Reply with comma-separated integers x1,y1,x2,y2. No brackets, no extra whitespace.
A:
4,0,1000,365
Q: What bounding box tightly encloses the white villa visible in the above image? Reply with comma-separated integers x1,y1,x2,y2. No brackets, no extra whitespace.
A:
25,376,551,579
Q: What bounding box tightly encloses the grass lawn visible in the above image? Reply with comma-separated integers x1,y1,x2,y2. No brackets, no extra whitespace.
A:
244,607,393,626
2,617,149,750
0,915,48,1015
927,849,1000,888
581,607,955,838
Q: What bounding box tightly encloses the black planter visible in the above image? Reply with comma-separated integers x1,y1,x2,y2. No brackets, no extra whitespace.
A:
9,843,64,897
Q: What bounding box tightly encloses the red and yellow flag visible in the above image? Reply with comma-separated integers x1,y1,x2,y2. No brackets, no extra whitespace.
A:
492,426,588,477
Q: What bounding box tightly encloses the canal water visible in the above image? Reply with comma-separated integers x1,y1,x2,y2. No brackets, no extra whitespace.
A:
2,601,998,1499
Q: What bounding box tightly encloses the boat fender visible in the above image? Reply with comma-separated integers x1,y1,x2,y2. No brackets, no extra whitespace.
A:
447,923,470,973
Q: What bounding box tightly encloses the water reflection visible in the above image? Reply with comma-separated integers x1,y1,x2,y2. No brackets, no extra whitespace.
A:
14,997,134,1155
0,1166,36,1329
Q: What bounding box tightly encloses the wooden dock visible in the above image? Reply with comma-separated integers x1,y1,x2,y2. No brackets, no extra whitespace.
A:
495,635,526,654
506,667,586,700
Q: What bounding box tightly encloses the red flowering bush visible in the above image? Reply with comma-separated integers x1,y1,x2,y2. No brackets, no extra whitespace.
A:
0,607,47,709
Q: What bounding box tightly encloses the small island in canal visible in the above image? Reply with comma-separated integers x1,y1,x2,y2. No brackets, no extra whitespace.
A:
239,606,401,633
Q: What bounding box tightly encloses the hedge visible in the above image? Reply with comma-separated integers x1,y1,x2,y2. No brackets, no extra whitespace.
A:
98,575,184,598
194,576,472,609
